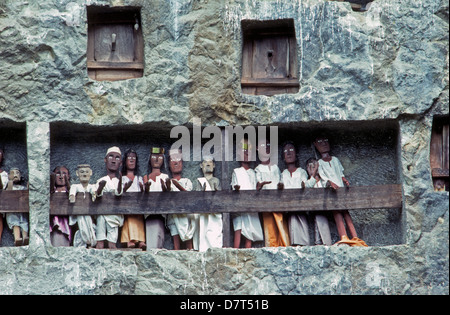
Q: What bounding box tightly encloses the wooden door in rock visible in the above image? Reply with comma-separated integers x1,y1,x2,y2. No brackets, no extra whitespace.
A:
430,116,449,191
241,20,299,96
87,7,144,81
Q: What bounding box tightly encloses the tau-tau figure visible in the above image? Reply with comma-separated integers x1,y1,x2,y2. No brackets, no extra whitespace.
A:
5,168,29,246
193,156,223,252
94,146,124,249
166,149,195,250
313,136,368,247
231,139,263,248
0,148,8,243
120,149,146,250
280,141,313,246
68,164,97,248
305,157,332,246
50,166,72,247
255,138,290,247
143,147,169,249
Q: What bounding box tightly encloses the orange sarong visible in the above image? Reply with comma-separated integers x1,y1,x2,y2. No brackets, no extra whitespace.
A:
262,212,290,247
121,215,146,243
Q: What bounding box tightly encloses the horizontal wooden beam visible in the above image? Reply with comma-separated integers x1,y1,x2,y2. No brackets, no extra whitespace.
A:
87,61,144,70
432,168,449,177
0,190,29,213
241,77,299,88
46,184,402,216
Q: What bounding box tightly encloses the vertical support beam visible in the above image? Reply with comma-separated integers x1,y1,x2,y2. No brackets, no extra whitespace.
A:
221,127,231,247
26,121,51,248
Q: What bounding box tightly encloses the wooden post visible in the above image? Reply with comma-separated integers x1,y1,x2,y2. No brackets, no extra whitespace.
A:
221,127,231,247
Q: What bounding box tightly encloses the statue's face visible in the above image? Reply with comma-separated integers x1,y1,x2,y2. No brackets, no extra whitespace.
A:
314,137,330,154
126,152,137,171
105,152,122,172
283,143,296,164
55,167,69,187
150,154,164,169
238,140,253,162
76,166,92,183
307,159,319,177
257,139,271,162
10,169,21,183
201,159,215,174
169,153,183,174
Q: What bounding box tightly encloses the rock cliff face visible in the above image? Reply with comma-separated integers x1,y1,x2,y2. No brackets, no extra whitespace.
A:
0,0,448,294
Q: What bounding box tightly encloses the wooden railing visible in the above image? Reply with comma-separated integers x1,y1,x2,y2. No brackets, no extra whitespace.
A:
0,184,403,246
0,184,402,214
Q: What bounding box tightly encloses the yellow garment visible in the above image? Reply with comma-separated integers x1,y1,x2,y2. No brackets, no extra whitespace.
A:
336,235,368,247
262,212,290,247
121,215,146,243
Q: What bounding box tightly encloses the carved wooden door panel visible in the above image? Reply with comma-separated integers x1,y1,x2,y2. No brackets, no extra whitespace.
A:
87,7,143,81
93,24,135,63
430,117,449,191
241,21,299,96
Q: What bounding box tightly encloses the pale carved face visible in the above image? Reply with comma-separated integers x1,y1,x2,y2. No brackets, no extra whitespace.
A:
76,166,92,184
200,159,215,175
9,169,21,183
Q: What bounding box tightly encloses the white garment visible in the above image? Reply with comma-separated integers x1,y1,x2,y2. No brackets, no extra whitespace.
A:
122,175,144,193
281,168,310,246
5,185,28,232
316,159,343,246
95,176,124,242
318,157,345,187
1,171,8,218
145,173,169,220
69,183,97,247
280,168,317,189
148,173,170,192
194,177,223,252
231,167,263,242
255,164,281,190
0,171,8,189
167,178,197,242
145,173,169,248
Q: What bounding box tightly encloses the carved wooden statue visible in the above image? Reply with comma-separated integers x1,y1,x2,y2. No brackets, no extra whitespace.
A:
0,148,8,243
166,149,195,250
305,157,332,246
93,146,124,249
50,166,72,247
68,164,97,248
231,139,263,248
255,138,290,247
279,141,311,246
143,147,168,249
5,168,29,246
313,136,368,247
120,149,146,250
193,156,223,252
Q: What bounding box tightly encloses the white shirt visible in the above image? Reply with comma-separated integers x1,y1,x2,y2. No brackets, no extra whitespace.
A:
318,157,345,187
255,164,280,190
